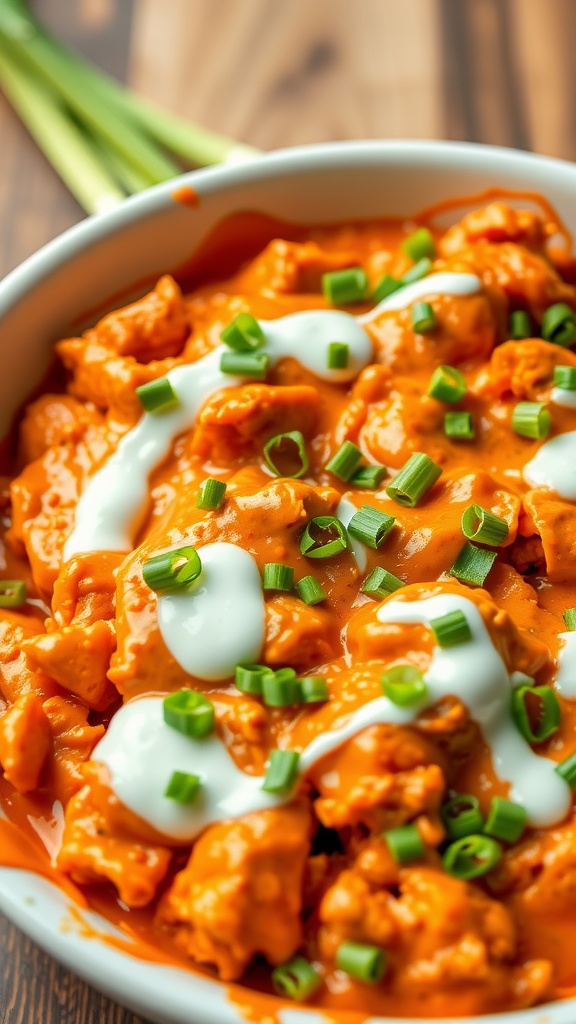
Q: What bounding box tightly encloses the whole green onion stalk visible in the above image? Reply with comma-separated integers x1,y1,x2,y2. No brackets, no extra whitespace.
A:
0,0,260,214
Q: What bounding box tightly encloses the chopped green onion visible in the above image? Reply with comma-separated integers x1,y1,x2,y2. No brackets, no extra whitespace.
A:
509,310,531,340
553,365,576,389
165,770,201,804
220,312,265,352
327,342,349,369
235,664,273,696
196,478,226,511
271,957,321,1001
0,580,26,608
325,441,363,482
136,377,179,413
542,302,576,347
401,257,433,284
322,267,368,305
297,576,327,606
402,227,436,261
563,608,576,630
263,563,294,592
300,516,348,560
449,542,497,587
461,505,509,546
372,274,403,304
262,749,300,794
262,669,300,707
442,834,502,880
444,411,474,440
263,431,309,479
361,567,404,599
386,452,442,508
163,690,215,739
555,753,576,787
350,465,388,489
483,796,527,844
143,546,202,592
384,823,425,863
441,795,484,840
347,505,396,549
511,684,561,743
411,300,436,333
511,401,551,440
335,941,387,984
299,675,329,703
427,364,466,403
381,664,427,706
220,351,269,380
430,609,472,647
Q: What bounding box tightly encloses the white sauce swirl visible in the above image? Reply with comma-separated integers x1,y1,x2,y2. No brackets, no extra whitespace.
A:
555,631,576,699
357,271,482,323
523,431,576,500
336,496,368,571
551,387,576,410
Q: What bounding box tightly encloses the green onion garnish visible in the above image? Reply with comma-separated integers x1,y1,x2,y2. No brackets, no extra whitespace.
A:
135,377,179,413
327,342,349,369
483,796,527,844
509,310,531,340
402,227,436,262
299,675,329,703
555,753,576,787
386,452,442,508
384,823,425,863
142,546,202,592
165,770,201,804
511,683,560,743
449,542,497,587
262,563,294,592
430,609,472,647
411,300,436,333
0,580,26,609
196,478,226,511
563,608,576,630
441,794,484,840
349,465,387,489
372,274,403,304
322,267,368,306
300,516,348,560
335,941,387,984
262,749,300,794
235,664,273,696
553,365,576,389
401,257,433,284
542,302,576,347
220,312,265,352
461,504,509,546
263,431,309,479
163,690,215,739
444,411,474,440
361,567,404,599
271,957,321,1001
296,576,327,606
427,364,466,403
325,441,363,482
262,668,300,707
220,351,269,380
442,834,502,879
511,401,551,440
347,506,396,549
381,664,427,706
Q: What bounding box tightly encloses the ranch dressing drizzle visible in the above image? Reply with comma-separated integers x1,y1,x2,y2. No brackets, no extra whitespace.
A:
555,631,576,699
64,272,482,559
523,431,576,500
336,496,368,571
93,592,569,841
551,387,576,410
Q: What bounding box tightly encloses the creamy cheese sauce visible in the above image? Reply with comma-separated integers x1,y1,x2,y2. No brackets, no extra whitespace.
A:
523,431,576,500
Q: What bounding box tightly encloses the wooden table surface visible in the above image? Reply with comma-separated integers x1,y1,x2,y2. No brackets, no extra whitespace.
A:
0,0,575,1021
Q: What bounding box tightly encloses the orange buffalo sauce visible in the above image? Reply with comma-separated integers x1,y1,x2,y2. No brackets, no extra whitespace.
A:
2,194,576,1021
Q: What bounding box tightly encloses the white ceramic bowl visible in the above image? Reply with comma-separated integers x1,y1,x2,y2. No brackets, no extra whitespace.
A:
1,140,576,1024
